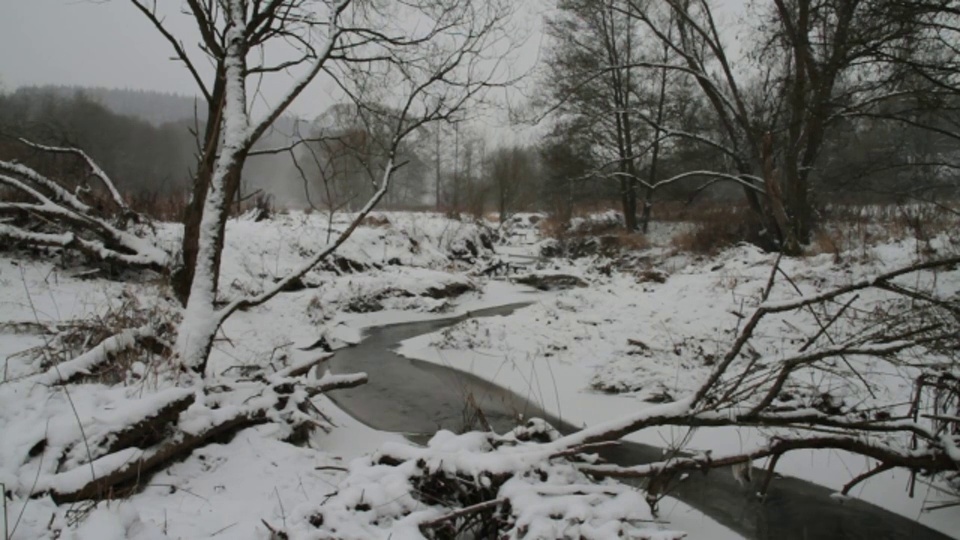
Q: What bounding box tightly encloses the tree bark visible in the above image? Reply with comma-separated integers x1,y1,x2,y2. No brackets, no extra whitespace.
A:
176,13,250,372
174,71,226,305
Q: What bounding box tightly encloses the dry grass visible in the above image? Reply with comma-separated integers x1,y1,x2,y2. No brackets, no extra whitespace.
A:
814,202,958,257
359,214,392,228
616,231,651,251
28,289,178,386
806,227,845,261
668,204,763,255
537,214,569,239
539,211,653,258
128,191,189,221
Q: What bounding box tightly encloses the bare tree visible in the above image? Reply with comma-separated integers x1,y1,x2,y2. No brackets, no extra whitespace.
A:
621,0,952,251
541,0,646,230
0,0,516,375
127,0,517,374
539,0,951,250
486,144,539,220
0,2,520,509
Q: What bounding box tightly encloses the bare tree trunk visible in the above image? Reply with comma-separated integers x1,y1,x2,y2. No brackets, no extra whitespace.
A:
173,75,225,305
762,134,800,254
622,8,638,232
435,123,442,210
452,122,461,216
175,16,251,372
642,29,672,234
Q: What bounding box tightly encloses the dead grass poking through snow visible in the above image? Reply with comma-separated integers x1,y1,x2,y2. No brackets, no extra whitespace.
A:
24,288,179,386
359,213,392,228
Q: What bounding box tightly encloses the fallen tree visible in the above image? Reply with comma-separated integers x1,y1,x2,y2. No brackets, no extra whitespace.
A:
12,350,367,505
0,139,168,270
553,254,960,511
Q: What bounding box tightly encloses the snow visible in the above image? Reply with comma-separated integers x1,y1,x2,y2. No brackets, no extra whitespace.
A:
306,428,684,539
42,447,144,494
0,211,507,539
34,326,153,385
399,233,960,537
3,209,959,538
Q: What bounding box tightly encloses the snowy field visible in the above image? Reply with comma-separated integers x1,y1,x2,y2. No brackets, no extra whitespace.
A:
1,210,958,538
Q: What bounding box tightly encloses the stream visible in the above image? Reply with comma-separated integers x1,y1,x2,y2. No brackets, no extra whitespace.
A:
325,303,953,540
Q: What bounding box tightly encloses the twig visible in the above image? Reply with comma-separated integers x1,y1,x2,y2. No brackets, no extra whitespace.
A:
549,441,619,459
208,522,238,537
2,482,7,540
761,253,783,303
19,266,98,495
776,268,876,400
418,498,505,531
10,437,44,539
798,294,860,353
841,462,895,495
273,486,287,529
759,453,781,498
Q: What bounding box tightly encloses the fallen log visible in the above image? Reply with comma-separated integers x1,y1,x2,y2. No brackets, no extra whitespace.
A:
34,326,156,385
100,392,196,455
45,372,367,503
48,409,269,503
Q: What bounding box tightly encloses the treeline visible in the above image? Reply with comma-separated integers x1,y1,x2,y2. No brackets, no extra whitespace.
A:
0,87,198,201
14,85,208,126
0,87,305,213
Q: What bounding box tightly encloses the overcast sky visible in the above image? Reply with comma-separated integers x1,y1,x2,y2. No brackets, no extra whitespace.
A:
1,2,201,94
0,0,746,136
0,1,547,126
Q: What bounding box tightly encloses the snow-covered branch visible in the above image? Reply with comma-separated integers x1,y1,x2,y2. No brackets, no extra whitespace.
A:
544,255,960,499
0,156,168,268
16,138,131,214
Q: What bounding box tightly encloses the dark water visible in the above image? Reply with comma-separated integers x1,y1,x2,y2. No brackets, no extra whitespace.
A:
325,304,953,540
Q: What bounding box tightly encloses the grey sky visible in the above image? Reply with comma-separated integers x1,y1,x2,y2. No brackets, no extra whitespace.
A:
0,0,746,137
0,0,357,119
1,1,201,95
0,0,545,126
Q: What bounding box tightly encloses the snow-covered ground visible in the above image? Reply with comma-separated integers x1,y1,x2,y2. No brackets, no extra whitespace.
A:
2,209,958,538
399,231,960,538
0,211,506,539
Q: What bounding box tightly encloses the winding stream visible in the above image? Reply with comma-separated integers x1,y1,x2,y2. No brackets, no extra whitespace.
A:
325,303,953,540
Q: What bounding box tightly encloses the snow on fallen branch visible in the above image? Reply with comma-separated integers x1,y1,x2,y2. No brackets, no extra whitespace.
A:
33,367,368,504
577,435,956,493
16,138,133,215
44,408,269,503
33,326,156,386
0,146,168,269
538,255,960,504
289,425,683,539
268,353,334,381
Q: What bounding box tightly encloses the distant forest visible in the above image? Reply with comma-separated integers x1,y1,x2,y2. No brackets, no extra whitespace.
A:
0,85,303,209
17,85,209,126
0,85,502,216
